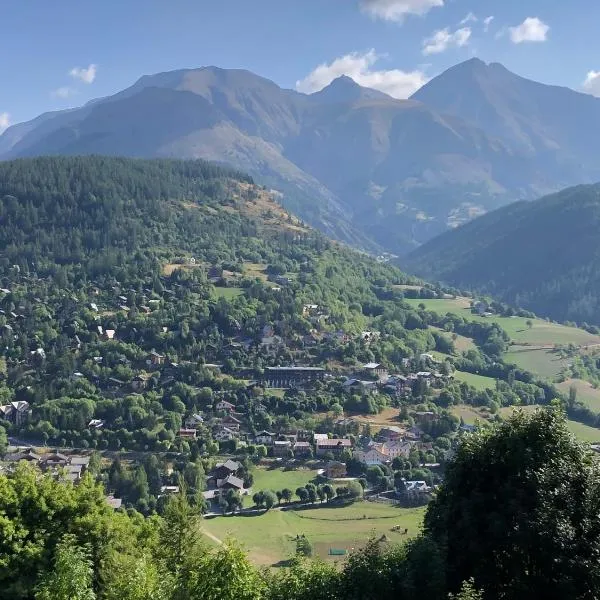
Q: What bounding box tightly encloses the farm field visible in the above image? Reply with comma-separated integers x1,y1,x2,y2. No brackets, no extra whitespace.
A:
404,298,600,347
504,347,569,380
430,327,475,353
246,466,320,507
557,379,600,412
201,502,425,565
450,404,488,425
454,371,496,391
348,407,402,431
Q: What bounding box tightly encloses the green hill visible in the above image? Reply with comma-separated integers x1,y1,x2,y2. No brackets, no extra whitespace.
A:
406,183,600,325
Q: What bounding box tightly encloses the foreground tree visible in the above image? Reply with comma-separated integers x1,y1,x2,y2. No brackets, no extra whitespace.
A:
35,535,95,600
425,408,600,599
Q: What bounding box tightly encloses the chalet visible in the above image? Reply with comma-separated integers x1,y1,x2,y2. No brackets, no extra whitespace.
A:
149,350,165,366
273,440,292,457
363,363,388,380
315,438,352,457
89,303,98,312
214,426,238,442
221,415,241,431
255,430,275,445
220,474,245,491
184,414,204,428
107,377,125,391
160,485,180,495
342,379,377,393
405,426,424,441
302,304,319,316
293,441,312,457
5,448,41,463
212,460,240,481
313,433,329,443
105,329,116,340
177,428,197,439
88,419,105,429
414,411,436,423
131,374,150,391
216,400,235,413
378,426,404,442
262,366,326,389
0,401,31,426
360,331,381,344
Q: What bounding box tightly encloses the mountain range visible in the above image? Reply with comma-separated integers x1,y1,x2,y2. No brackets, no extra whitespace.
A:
3,58,600,255
407,183,600,325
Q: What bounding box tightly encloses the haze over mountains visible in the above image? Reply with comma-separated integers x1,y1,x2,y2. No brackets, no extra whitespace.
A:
3,58,600,255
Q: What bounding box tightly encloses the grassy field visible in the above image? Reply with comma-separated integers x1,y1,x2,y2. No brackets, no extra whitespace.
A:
504,347,569,380
212,287,244,299
450,405,486,425
246,466,320,506
557,379,600,412
566,419,600,443
202,502,425,565
404,298,600,347
430,327,475,353
454,371,496,391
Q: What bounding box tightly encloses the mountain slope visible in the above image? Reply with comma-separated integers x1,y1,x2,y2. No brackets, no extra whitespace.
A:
6,61,600,254
406,183,600,324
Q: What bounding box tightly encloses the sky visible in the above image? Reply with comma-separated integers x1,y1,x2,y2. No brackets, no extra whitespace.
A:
2,0,600,132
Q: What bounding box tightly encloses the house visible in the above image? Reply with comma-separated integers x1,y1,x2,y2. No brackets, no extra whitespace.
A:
313,433,329,443
5,448,42,463
262,366,326,389
273,440,292,457
221,414,242,429
315,438,352,457
178,428,197,439
377,426,404,442
254,430,275,446
220,474,245,491
342,379,378,393
382,440,414,459
106,495,123,509
216,400,235,414
363,362,389,381
405,426,424,441
160,485,180,495
105,329,116,340
131,374,150,391
212,460,240,482
0,401,31,426
414,411,436,423
149,350,165,366
360,331,381,344
293,441,312,457
302,304,319,317
325,461,347,479
88,419,105,429
214,426,238,442
184,414,204,428
354,445,389,466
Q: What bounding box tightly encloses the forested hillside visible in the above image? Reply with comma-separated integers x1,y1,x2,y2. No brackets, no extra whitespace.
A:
406,183,600,326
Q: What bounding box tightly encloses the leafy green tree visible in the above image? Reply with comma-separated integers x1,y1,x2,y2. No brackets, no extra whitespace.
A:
449,579,484,600
0,425,7,456
35,535,95,600
281,488,293,503
425,409,600,599
101,553,171,600
296,487,308,503
295,535,313,557
263,490,277,511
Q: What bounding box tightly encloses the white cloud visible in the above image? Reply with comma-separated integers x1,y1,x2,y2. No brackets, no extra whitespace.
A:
296,50,429,99
509,17,549,44
52,87,75,99
69,64,97,84
0,112,10,134
360,0,443,22
459,12,477,25
583,71,600,97
483,16,494,32
422,27,471,55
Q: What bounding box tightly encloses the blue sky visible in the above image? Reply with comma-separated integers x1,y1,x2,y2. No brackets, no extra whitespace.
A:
2,0,600,130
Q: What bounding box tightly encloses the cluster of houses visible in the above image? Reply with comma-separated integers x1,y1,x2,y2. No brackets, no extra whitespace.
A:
1,447,90,482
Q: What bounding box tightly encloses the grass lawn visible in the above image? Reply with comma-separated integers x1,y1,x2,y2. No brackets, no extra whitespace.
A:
566,419,600,443
265,388,286,399
248,466,320,506
557,379,600,412
504,347,569,380
454,371,496,391
450,405,487,425
212,287,244,300
202,502,425,565
405,298,600,347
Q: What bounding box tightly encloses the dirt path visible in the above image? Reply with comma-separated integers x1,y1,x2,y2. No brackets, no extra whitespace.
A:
202,529,223,546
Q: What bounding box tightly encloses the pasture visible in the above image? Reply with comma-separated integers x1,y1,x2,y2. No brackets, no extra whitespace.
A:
246,465,320,506
557,379,600,412
202,502,425,565
454,371,496,391
504,347,569,380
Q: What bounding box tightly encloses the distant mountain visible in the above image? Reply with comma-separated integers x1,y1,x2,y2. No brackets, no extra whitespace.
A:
406,183,600,325
4,60,600,254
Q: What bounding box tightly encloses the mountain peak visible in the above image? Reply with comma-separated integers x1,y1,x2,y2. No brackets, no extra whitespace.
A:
310,76,392,103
